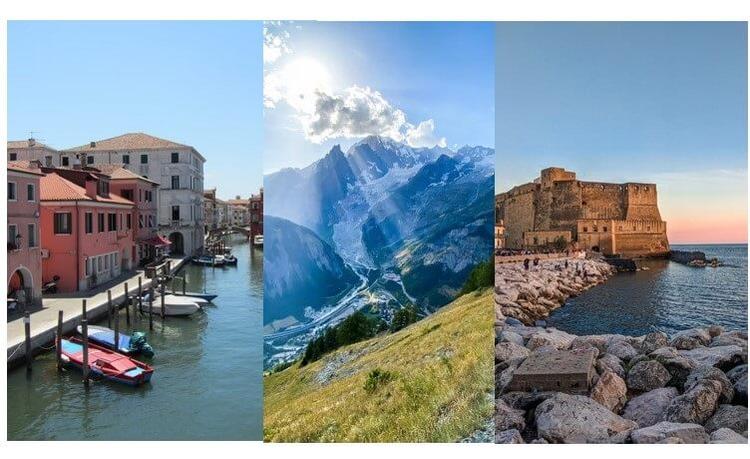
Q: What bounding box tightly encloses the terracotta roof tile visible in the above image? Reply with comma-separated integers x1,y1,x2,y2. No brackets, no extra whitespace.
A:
8,140,56,150
40,172,134,205
66,132,193,152
93,164,160,185
7,160,44,176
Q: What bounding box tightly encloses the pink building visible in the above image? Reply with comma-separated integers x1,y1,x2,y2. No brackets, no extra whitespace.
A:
95,164,165,265
39,168,135,293
7,161,43,307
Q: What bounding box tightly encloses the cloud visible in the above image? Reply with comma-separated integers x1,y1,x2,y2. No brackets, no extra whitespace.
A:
405,119,447,148
305,86,407,144
263,22,291,65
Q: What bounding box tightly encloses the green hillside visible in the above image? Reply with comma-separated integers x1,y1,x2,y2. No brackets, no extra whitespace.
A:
263,290,494,442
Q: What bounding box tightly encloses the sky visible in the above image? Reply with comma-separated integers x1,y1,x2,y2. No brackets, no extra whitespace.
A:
263,21,495,173
7,21,263,199
496,22,748,244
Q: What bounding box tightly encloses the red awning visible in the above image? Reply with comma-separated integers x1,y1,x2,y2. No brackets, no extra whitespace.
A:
142,235,172,247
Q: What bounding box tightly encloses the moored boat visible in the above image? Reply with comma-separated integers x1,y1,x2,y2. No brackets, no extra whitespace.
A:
59,337,154,386
139,292,202,316
75,325,155,357
171,291,218,302
253,234,263,247
192,255,226,266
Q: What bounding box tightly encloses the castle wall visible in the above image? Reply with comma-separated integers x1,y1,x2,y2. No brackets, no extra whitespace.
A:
499,187,536,249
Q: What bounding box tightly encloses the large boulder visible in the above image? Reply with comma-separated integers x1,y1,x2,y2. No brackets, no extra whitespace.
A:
726,364,748,406
526,328,576,351
709,427,748,444
495,429,524,444
500,391,555,411
684,365,734,403
608,340,639,362
500,329,525,346
679,345,745,371
496,359,523,394
622,387,679,428
670,328,711,350
627,360,671,392
650,347,696,389
495,399,526,432
596,353,625,379
704,404,748,434
630,421,708,444
641,332,669,354
496,341,530,364
570,335,608,354
664,379,723,424
534,394,636,443
590,371,627,412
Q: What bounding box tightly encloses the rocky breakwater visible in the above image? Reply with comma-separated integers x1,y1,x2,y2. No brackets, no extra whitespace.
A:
495,322,748,444
494,258,615,325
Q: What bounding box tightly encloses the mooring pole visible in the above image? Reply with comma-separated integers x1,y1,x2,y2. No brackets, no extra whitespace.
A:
182,276,186,296
56,310,63,371
24,311,32,372
113,301,120,353
124,282,130,325
148,288,154,330
82,299,87,319
81,319,90,385
137,276,143,314
160,283,166,319
107,289,113,328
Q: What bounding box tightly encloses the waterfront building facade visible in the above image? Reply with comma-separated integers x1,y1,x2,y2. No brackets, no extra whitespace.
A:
95,164,163,265
66,133,205,256
8,139,62,167
39,169,135,293
215,199,230,228
7,161,44,307
227,197,250,227
495,167,669,257
203,188,218,233
249,187,263,237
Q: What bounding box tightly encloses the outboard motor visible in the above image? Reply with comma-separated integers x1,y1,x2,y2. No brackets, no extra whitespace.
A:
128,331,155,357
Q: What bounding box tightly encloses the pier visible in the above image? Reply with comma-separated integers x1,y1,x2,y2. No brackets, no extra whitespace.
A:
6,256,188,369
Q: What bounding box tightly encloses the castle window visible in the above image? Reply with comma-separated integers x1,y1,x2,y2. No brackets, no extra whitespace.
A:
603,226,608,232
618,226,623,231
583,227,588,233
647,226,651,231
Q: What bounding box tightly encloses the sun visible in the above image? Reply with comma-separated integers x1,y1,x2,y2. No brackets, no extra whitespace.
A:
282,57,332,113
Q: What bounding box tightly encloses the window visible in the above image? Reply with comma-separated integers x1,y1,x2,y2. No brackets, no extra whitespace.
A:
27,184,35,201
28,224,37,248
108,213,117,231
122,154,130,165
139,215,144,229
61,156,69,166
171,175,180,189
121,189,134,201
171,205,180,221
97,180,110,197
8,182,17,200
148,215,154,228
171,152,179,163
85,212,93,234
603,226,608,233
146,190,153,202
45,156,53,167
126,213,132,230
583,226,588,233
8,225,18,248
85,258,90,276
53,213,72,234
98,213,105,232
104,254,109,269
87,155,94,165
9,153,17,161
98,257,102,272
140,154,148,164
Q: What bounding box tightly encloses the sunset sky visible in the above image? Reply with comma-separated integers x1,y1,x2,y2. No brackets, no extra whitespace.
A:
496,22,747,244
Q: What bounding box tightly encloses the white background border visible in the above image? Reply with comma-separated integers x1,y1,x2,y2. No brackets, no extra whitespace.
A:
2,0,749,455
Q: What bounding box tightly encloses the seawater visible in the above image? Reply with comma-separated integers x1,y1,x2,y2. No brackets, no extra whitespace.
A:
547,244,748,336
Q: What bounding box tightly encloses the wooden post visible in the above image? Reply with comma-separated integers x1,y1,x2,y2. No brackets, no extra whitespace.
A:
113,300,120,353
56,310,63,371
124,282,130,325
82,299,87,320
182,276,186,296
148,288,154,330
24,311,32,372
137,276,143,313
107,289,113,328
160,283,166,319
81,319,90,385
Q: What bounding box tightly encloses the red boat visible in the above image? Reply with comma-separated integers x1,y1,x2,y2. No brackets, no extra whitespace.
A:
59,337,154,386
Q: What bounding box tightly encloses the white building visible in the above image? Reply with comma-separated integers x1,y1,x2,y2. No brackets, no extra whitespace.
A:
66,133,205,256
227,197,250,227
8,139,62,167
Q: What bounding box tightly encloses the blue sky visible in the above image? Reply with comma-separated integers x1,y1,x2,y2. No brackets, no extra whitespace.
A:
496,22,748,243
7,21,263,199
264,21,495,172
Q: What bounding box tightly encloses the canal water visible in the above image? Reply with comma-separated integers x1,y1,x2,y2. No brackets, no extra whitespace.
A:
6,234,262,440
548,244,748,336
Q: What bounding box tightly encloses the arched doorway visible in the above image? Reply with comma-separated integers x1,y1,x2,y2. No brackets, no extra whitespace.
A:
169,232,185,255
7,267,33,307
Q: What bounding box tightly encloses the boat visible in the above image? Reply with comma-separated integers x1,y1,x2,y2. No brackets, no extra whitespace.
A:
154,292,210,306
253,234,263,247
171,291,218,302
59,337,154,386
222,254,238,265
76,325,155,357
191,255,226,266
139,292,201,316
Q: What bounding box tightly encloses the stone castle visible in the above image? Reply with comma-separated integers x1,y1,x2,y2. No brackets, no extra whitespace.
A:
495,167,669,258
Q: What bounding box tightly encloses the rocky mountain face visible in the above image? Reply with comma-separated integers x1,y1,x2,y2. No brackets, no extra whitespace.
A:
264,135,494,323
263,215,359,324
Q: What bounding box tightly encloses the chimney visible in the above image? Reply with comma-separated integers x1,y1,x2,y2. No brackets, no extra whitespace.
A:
28,138,36,147
84,177,98,199
90,141,96,148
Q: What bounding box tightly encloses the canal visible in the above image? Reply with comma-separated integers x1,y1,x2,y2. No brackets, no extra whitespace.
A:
7,234,262,440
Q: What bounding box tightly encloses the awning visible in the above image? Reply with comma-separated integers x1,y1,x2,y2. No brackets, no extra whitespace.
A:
142,235,172,247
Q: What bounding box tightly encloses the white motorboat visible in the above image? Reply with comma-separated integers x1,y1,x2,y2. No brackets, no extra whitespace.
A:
253,234,263,247
140,293,201,316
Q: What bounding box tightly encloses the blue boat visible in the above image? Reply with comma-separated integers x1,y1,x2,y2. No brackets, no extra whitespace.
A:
76,325,154,357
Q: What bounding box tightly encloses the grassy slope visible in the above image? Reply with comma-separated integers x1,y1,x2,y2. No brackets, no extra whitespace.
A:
263,290,493,442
